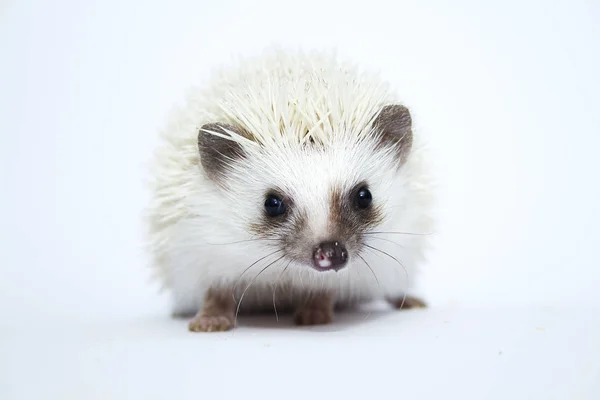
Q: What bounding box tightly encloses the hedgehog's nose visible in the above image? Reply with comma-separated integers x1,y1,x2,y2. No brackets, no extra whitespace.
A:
313,241,348,271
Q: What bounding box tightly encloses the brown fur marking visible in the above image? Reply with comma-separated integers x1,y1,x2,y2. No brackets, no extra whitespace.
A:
386,295,427,310
198,123,248,182
329,183,384,241
248,190,299,238
188,288,236,332
372,104,413,165
294,292,335,326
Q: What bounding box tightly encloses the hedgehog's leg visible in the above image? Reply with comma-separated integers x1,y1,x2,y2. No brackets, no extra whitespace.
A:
294,291,335,326
385,295,427,310
188,288,235,332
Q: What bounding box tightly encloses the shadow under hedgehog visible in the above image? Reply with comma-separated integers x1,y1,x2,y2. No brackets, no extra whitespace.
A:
145,48,435,332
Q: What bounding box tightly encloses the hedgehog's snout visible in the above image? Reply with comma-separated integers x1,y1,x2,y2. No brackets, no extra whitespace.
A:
312,240,348,272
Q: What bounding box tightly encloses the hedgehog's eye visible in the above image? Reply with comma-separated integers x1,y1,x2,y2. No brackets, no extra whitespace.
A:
264,194,286,217
355,187,372,209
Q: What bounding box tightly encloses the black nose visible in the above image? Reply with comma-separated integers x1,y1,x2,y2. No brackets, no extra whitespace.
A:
313,241,348,271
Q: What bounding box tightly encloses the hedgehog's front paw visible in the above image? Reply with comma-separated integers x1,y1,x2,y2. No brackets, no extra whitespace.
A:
189,314,234,332
386,295,427,310
188,288,235,332
294,292,335,326
294,307,333,325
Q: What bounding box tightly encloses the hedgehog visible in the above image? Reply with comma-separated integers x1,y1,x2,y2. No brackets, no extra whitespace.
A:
145,48,434,332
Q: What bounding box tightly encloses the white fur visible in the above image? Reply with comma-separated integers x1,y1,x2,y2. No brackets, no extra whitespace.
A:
145,48,435,315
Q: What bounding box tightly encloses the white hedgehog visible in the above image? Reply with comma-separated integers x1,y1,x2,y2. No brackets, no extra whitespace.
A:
145,48,434,332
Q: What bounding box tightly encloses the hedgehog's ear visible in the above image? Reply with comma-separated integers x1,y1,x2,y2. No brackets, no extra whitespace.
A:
198,123,246,182
372,104,413,164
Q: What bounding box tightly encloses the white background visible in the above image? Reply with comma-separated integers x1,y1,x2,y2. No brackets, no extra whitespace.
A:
1,0,599,399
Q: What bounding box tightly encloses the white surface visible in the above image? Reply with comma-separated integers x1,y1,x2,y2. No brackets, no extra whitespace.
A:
3,306,600,399
1,0,599,399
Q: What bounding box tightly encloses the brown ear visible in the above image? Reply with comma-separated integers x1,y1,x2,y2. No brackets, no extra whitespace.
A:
372,105,413,164
198,123,245,181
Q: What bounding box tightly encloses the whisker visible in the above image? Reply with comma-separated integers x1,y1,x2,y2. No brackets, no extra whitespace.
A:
356,252,381,322
234,254,286,328
363,243,410,310
366,236,405,249
272,260,292,322
356,253,380,290
364,231,433,236
346,261,351,303
319,271,326,294
206,238,280,246
232,249,283,303
298,266,305,290
162,237,270,252
398,293,408,310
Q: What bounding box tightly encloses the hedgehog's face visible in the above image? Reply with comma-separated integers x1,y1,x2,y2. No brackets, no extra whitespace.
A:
262,185,375,270
198,104,413,272
250,176,384,272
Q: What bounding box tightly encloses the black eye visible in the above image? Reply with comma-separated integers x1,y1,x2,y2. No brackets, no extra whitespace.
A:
356,187,372,209
264,194,286,217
